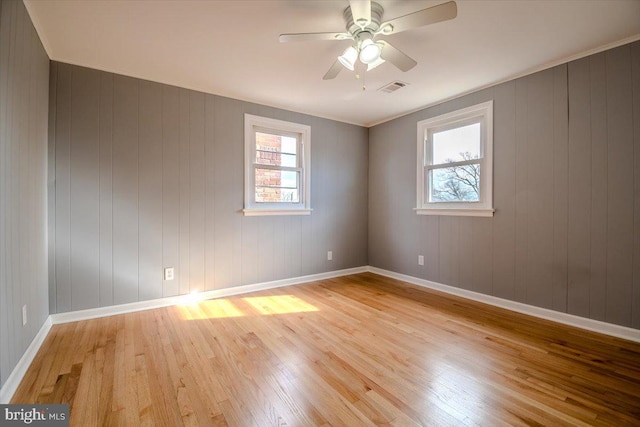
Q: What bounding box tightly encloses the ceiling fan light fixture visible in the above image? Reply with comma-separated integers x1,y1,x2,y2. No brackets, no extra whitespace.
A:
367,56,385,71
359,39,382,64
338,46,358,71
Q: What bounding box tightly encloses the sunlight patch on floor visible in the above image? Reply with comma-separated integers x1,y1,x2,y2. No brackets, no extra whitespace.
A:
178,298,244,320
201,298,247,318
178,294,319,320
243,295,319,315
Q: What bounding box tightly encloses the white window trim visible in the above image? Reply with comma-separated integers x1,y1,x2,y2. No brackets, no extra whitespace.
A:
415,100,494,217
244,114,312,216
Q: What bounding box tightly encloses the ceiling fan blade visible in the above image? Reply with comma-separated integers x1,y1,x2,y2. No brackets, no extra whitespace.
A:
349,0,371,28
279,32,351,43
323,59,343,80
382,1,457,35
379,41,417,72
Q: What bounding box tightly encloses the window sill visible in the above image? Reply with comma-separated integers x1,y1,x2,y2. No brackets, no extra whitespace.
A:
243,208,313,217
414,207,494,217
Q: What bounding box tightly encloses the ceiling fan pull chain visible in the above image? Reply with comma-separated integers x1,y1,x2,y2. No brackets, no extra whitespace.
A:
353,60,366,90
362,66,367,91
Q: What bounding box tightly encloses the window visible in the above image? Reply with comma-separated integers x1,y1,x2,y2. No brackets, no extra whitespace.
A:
416,101,494,217
244,114,311,216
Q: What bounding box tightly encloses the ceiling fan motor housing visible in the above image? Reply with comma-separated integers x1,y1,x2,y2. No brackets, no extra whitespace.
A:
344,2,384,38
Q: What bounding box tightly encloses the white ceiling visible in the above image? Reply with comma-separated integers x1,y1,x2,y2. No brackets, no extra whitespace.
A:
25,0,640,127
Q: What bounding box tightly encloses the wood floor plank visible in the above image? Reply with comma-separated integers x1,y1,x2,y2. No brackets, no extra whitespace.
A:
11,273,640,426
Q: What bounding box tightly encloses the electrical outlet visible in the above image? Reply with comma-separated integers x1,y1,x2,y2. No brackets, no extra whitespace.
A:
164,267,175,281
22,305,27,326
418,255,424,266
327,251,333,261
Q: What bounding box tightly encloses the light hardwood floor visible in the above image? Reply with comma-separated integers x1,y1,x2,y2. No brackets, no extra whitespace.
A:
12,273,640,426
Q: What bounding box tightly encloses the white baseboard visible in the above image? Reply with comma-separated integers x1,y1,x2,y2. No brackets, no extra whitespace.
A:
368,266,640,343
50,266,369,324
0,316,53,404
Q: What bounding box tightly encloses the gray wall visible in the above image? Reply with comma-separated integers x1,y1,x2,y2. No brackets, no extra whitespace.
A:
369,41,640,330
0,0,50,388
48,61,369,313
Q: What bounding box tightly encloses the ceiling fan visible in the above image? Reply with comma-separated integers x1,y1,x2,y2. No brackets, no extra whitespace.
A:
279,0,457,80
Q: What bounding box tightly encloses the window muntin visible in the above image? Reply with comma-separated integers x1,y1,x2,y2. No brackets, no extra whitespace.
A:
244,115,311,216
416,101,493,217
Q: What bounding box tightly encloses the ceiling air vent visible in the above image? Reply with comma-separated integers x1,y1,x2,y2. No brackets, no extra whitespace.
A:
379,81,408,93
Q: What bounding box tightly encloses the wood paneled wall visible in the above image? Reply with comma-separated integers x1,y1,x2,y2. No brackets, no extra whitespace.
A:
0,0,50,388
48,62,369,313
369,41,640,329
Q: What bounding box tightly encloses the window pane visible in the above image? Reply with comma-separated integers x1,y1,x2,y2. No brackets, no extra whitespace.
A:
280,171,297,188
280,136,297,155
429,163,480,202
256,187,300,203
255,168,300,203
432,122,481,165
255,132,297,166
